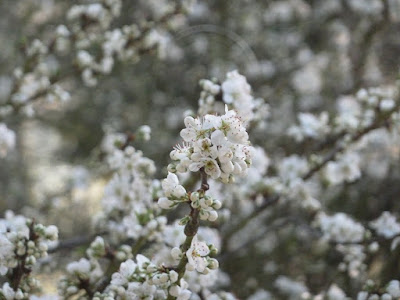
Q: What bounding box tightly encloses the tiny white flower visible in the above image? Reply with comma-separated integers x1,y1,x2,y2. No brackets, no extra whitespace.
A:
186,235,210,273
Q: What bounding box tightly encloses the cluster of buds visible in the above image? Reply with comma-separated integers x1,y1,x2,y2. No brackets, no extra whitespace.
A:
0,211,58,299
189,192,221,222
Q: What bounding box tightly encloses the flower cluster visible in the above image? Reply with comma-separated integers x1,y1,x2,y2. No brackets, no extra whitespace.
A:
68,0,189,87
189,192,222,222
197,70,269,126
336,244,367,278
0,211,58,299
169,108,252,182
92,254,189,300
287,112,330,142
59,236,137,298
315,212,365,243
96,132,166,244
323,151,362,185
370,212,400,239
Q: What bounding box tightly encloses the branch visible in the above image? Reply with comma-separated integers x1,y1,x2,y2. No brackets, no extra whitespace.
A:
167,168,209,300
9,221,37,291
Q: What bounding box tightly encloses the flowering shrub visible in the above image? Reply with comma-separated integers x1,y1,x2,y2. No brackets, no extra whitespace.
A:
2,1,400,300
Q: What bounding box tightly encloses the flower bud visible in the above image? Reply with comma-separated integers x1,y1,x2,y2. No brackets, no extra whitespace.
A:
158,197,174,209
212,200,222,210
208,258,219,269
160,273,169,283
208,211,218,222
171,247,182,260
199,210,209,220
205,195,213,206
190,192,200,202
169,270,178,283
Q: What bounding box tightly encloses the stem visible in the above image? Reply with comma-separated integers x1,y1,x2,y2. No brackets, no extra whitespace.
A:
9,221,37,291
167,168,208,300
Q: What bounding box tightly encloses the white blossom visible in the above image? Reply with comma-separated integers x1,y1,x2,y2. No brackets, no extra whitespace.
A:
370,212,400,239
316,212,365,243
186,235,211,273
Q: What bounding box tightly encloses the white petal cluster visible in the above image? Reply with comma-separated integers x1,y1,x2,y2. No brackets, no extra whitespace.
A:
278,155,309,183
9,51,70,113
137,125,152,141
287,112,330,142
291,63,322,96
59,240,136,298
324,152,361,185
86,236,106,259
316,212,365,243
65,258,102,284
386,280,400,298
0,211,58,296
337,244,366,278
0,282,27,300
221,70,255,122
11,72,50,106
96,135,165,244
169,108,252,182
93,254,182,299
65,0,187,87
0,123,16,158
370,212,400,239
335,87,398,132
197,71,269,126
198,79,222,118
0,234,14,276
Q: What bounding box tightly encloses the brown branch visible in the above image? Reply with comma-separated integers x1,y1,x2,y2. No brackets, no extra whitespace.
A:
167,169,208,300
9,220,38,291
